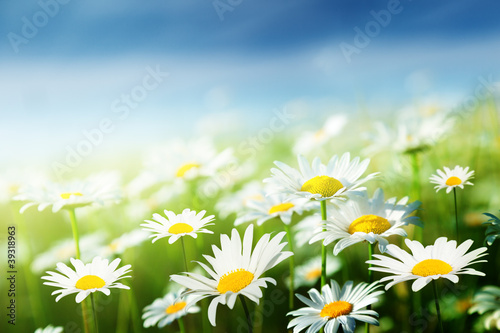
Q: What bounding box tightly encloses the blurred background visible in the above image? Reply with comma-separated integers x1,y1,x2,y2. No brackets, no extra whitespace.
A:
1,0,500,170
1,1,500,332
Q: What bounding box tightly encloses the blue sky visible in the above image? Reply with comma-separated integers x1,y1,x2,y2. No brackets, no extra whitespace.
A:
1,0,499,168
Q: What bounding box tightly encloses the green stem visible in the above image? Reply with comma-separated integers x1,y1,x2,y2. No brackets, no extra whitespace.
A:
368,243,374,283
180,237,189,272
239,295,253,333
68,208,81,259
128,282,142,333
453,188,459,243
91,293,99,333
115,290,129,333
68,209,90,333
283,223,295,309
201,299,211,333
178,317,186,333
432,280,444,333
194,236,211,332
320,201,327,288
365,243,375,333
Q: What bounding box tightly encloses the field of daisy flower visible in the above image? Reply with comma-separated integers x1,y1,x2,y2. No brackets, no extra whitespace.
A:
1,99,500,333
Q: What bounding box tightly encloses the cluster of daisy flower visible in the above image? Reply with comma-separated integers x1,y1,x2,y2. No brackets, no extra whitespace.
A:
5,105,499,333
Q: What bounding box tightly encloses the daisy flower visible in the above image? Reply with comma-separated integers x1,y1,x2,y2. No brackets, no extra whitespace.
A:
367,237,488,292
142,288,200,328
287,279,383,333
215,181,264,219
141,208,215,244
42,256,131,303
293,114,348,155
14,171,121,213
429,165,474,193
264,153,378,202
235,193,317,226
364,107,454,155
34,325,63,333
469,286,500,331
292,256,342,288
0,167,47,203
99,229,149,258
127,137,234,196
309,189,421,254
170,224,293,326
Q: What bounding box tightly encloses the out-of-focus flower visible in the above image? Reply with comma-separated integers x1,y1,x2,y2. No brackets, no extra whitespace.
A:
14,171,122,213
235,193,317,226
293,114,348,155
215,181,263,219
142,288,200,328
0,168,47,204
291,255,342,288
469,285,500,331
127,138,234,197
364,108,454,155
99,229,149,258
34,325,63,333
32,233,106,274
294,215,323,248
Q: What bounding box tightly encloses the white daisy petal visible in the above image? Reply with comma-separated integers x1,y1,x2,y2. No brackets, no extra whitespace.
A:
288,279,382,333
142,288,200,329
172,224,291,326
42,256,131,303
142,208,215,244
429,165,474,193
368,237,487,293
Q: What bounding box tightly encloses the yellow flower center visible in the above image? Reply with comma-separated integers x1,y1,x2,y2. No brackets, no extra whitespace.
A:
217,269,254,294
305,268,322,281
176,163,200,178
75,275,106,290
300,176,344,198
445,176,462,186
60,192,83,199
348,214,392,234
168,223,194,234
411,259,453,277
166,301,187,314
243,194,264,206
8,184,20,194
314,129,326,141
56,245,74,259
268,203,295,214
320,300,353,318
108,241,119,252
